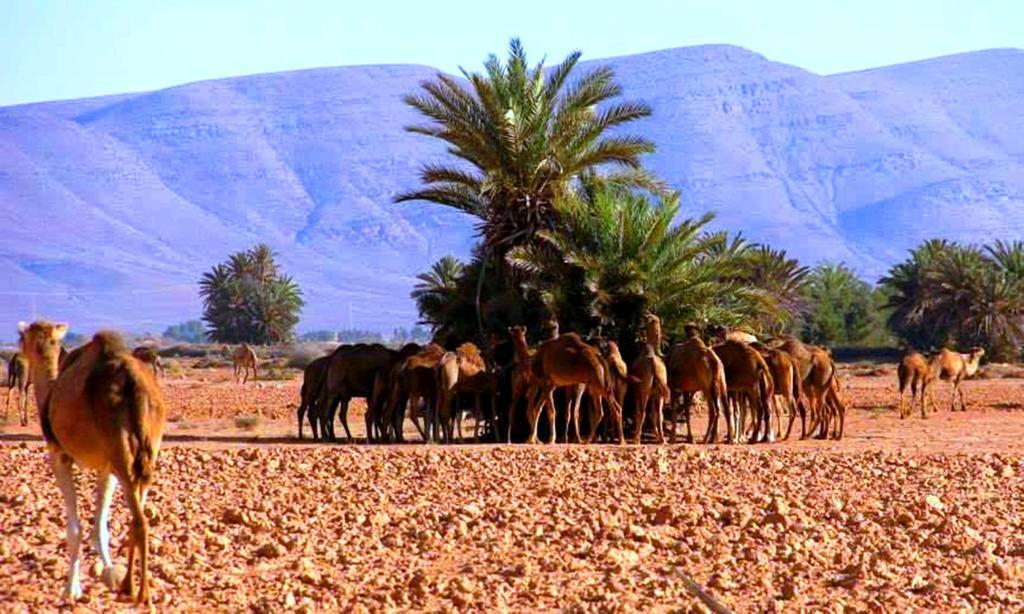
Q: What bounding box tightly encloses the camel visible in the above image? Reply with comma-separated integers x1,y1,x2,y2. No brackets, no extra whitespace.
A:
506,326,537,443
629,342,669,444
296,354,331,439
897,351,937,419
316,343,420,442
436,342,498,442
384,343,446,442
751,342,804,440
232,343,259,384
5,352,30,426
526,333,624,444
799,346,845,440
131,346,164,379
769,336,815,439
666,325,730,443
931,347,985,412
713,339,775,443
19,321,166,605
644,312,663,356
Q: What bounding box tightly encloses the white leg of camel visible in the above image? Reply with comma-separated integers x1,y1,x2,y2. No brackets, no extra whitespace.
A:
52,453,83,601
93,472,117,569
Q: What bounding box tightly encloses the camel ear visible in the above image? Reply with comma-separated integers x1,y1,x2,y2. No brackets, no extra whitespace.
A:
17,321,28,333
52,323,68,340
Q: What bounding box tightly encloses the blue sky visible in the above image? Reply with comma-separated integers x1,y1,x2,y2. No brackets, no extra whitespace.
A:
2,0,1020,106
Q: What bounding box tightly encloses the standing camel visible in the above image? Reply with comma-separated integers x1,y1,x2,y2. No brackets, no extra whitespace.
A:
629,342,669,444
436,343,498,442
506,326,536,443
932,347,985,412
296,354,331,439
713,339,775,443
19,321,166,605
527,333,624,444
801,347,843,439
384,344,446,442
667,325,730,443
5,352,30,426
751,342,804,440
232,343,259,384
897,351,936,418
131,346,164,379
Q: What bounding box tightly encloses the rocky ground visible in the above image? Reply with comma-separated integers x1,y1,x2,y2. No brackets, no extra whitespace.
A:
0,366,1022,612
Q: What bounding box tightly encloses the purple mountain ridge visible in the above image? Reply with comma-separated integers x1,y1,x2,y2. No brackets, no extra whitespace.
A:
1,45,1022,333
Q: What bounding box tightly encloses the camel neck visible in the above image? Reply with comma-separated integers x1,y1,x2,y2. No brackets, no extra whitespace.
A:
513,339,531,362
27,358,59,411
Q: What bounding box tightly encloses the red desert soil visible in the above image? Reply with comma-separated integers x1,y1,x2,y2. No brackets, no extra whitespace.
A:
0,367,1022,611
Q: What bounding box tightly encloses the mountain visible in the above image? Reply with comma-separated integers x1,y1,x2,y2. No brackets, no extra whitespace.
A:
1,45,1022,333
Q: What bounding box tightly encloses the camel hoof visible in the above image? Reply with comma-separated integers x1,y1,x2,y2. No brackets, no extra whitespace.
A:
62,580,83,602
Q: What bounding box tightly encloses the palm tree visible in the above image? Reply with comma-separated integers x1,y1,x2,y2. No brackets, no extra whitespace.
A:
507,186,769,344
802,263,873,345
879,239,955,348
741,245,810,333
397,38,656,255
411,256,464,330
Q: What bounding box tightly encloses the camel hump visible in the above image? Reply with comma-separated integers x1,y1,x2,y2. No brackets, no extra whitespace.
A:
91,330,129,359
455,342,485,369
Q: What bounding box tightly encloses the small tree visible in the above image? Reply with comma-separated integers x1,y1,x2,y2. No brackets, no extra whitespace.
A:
200,244,303,344
163,320,207,343
802,264,875,346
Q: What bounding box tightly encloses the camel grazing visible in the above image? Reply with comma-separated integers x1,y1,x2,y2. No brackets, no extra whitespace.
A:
296,354,331,439
713,339,775,443
751,342,804,440
931,347,985,412
131,346,164,379
436,342,498,442
232,343,259,384
384,343,446,442
526,333,624,444
5,352,30,426
666,325,730,443
629,342,669,444
19,321,166,605
317,343,419,442
897,351,937,419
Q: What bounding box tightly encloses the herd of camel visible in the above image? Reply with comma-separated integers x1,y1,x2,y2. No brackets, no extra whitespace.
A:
285,315,850,446
0,317,996,605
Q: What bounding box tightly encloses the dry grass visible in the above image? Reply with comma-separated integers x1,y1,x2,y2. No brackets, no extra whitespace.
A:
233,415,262,431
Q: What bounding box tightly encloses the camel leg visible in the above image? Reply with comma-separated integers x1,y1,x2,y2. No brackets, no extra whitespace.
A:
507,381,523,444
667,392,678,444
546,389,557,445
92,471,117,577
122,484,150,604
568,384,585,443
956,380,967,412
699,394,712,444
633,388,648,445
19,385,28,426
338,398,354,443
651,396,665,444
585,394,604,444
609,395,626,445
525,386,546,444
52,453,83,601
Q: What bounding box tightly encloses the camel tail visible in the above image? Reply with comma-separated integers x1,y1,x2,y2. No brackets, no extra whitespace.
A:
126,374,159,485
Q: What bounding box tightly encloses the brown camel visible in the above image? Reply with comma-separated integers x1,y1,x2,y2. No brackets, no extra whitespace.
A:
713,339,775,443
131,346,164,379
384,343,446,442
769,336,815,439
800,346,846,440
932,347,985,412
526,333,623,444
666,325,730,443
751,342,804,440
232,343,259,384
19,321,166,605
436,342,497,442
317,343,417,442
506,326,536,443
644,312,663,356
296,354,331,439
629,342,669,444
897,351,937,419
5,351,30,426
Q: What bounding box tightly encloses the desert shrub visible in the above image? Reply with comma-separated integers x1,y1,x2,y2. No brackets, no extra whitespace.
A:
233,415,262,431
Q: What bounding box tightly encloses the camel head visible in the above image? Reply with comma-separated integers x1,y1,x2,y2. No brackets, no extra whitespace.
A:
18,320,68,373
965,347,986,377
508,325,528,344
683,322,702,340
542,317,559,339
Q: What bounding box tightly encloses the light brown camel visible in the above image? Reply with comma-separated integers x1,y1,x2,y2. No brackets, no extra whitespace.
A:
384,343,446,442
629,342,669,444
713,339,775,443
527,333,624,444
666,325,730,443
801,346,846,440
932,347,985,412
644,311,663,356
5,351,30,426
131,346,164,379
769,336,814,439
896,351,936,419
296,354,331,439
506,325,536,443
751,342,804,440
19,321,166,605
232,343,259,384
436,342,497,442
